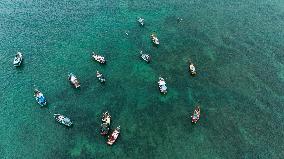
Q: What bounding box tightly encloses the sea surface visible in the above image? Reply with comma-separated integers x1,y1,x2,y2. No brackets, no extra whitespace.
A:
0,0,284,159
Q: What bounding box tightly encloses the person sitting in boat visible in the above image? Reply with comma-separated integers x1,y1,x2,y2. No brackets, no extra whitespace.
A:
158,78,166,86
102,117,110,125
34,89,40,96
59,115,64,120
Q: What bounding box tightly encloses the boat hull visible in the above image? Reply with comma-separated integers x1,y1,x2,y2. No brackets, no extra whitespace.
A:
141,54,151,63
100,123,110,136
101,112,111,135
13,52,23,67
189,63,197,76
68,73,81,88
34,90,47,107
54,114,73,127
191,107,200,124
107,127,120,145
92,53,106,64
158,77,167,94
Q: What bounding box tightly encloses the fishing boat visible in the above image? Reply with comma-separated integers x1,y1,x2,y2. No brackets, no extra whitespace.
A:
191,106,200,123
158,77,167,94
13,52,23,67
150,33,159,45
189,61,197,75
92,52,106,64
107,126,120,145
101,111,111,135
177,17,183,23
137,17,144,26
54,114,73,127
96,71,106,83
68,73,80,88
140,51,151,63
34,89,47,107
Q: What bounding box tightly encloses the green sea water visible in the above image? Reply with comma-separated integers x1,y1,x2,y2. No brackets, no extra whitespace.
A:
0,0,284,158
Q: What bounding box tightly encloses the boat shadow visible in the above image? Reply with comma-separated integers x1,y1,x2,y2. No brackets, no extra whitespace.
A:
152,43,159,48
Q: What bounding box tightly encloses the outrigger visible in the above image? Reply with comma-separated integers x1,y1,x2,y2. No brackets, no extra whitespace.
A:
158,77,167,94
191,106,200,123
101,111,111,135
54,114,73,127
150,33,159,45
13,52,23,67
140,51,151,63
92,52,106,64
68,73,80,88
34,89,47,107
107,126,120,145
96,71,106,83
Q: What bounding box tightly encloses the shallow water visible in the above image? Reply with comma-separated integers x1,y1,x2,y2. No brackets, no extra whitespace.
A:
0,0,284,158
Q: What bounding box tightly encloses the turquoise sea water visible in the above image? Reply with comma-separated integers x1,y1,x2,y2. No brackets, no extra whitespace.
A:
0,0,284,158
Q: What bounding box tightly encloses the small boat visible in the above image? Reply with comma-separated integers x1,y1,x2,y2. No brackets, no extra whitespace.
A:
54,114,73,127
68,73,80,88
177,17,183,23
34,89,47,107
13,52,23,67
92,52,106,64
140,51,151,63
101,111,111,135
158,77,167,94
96,71,106,83
189,61,197,75
150,34,159,45
107,126,120,145
137,17,144,26
191,106,200,123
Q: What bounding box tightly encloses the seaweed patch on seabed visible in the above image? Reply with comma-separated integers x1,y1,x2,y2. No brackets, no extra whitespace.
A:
122,100,193,158
0,145,5,159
